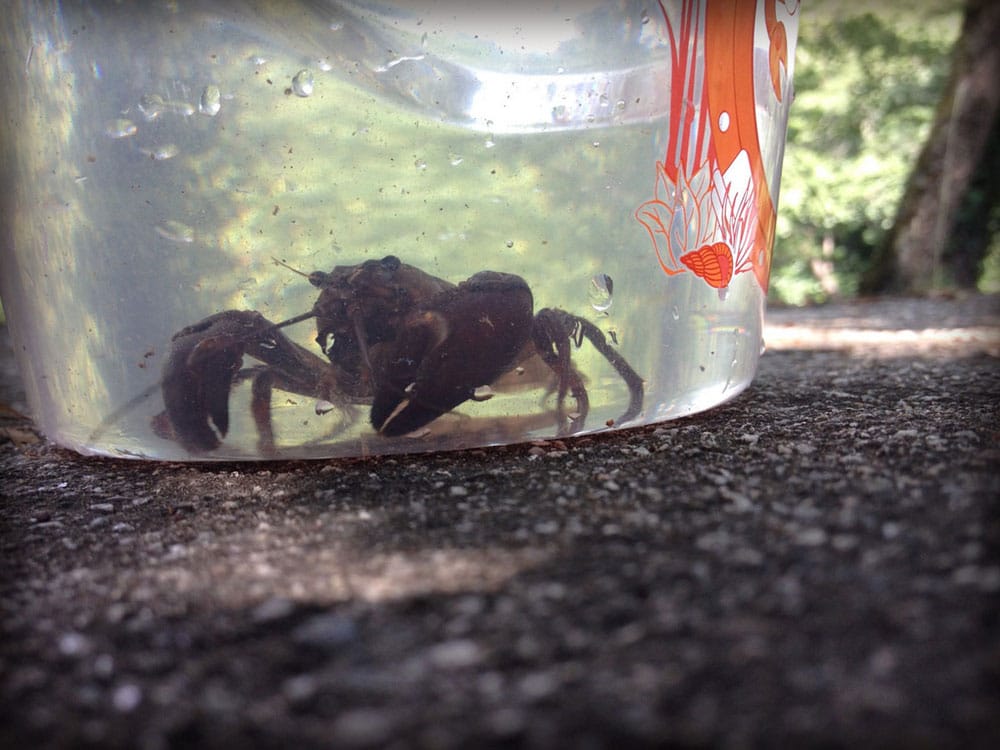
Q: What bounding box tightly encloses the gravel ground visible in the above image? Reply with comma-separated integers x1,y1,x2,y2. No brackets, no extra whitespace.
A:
1,295,998,749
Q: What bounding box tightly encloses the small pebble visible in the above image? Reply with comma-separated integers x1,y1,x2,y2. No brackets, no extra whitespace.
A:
292,612,357,648
252,597,295,624
58,632,91,658
112,682,142,712
282,673,318,704
333,708,392,746
518,671,558,701
427,639,482,669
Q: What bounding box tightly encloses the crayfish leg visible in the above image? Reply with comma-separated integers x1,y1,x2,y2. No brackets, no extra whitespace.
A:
531,308,590,435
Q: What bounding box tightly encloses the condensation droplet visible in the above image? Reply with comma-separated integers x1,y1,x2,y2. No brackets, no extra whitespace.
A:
484,139,495,149
168,100,196,117
592,141,600,148
615,99,626,113
155,220,194,243
599,93,609,107
292,69,314,97
141,143,179,161
414,158,427,170
104,118,137,139
505,240,514,248
199,84,221,116
315,400,335,415
449,153,463,166
588,273,613,312
671,305,680,320
718,111,730,132
137,94,164,121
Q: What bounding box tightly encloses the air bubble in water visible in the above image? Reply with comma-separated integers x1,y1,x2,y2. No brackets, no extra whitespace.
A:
104,118,137,139
315,400,335,415
199,85,221,116
588,273,613,312
671,306,680,320
505,240,514,248
449,153,463,166
291,69,314,97
414,158,427,170
472,386,495,401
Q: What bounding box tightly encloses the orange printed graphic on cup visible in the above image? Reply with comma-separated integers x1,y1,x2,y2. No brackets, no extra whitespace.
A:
636,0,798,293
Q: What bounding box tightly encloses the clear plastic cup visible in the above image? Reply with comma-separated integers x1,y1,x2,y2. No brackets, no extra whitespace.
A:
0,1,798,460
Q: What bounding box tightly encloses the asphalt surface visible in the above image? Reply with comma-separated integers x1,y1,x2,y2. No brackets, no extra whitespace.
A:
1,294,998,749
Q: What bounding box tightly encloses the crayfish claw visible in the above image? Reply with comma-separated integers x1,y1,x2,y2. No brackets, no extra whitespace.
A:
156,311,255,453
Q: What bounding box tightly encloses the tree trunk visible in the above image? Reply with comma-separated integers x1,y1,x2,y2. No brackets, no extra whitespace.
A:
862,0,1000,294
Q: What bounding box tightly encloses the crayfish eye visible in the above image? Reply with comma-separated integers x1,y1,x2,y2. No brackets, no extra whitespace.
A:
308,270,333,288
379,255,400,271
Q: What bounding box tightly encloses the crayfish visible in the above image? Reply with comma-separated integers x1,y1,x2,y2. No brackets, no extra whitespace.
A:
151,255,644,454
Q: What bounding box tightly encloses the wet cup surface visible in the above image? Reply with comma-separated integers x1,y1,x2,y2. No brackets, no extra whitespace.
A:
0,1,798,460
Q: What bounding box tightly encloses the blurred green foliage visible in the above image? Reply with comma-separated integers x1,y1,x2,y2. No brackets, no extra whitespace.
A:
772,0,966,304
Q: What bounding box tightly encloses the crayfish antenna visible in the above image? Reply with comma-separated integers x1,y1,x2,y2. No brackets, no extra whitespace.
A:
272,257,311,278
270,310,317,331
273,257,332,289
86,380,164,445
